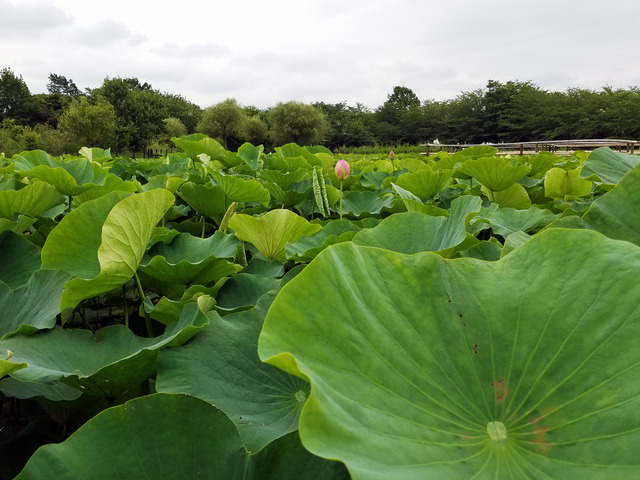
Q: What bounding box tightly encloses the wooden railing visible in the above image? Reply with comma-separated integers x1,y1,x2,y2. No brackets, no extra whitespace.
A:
424,139,640,156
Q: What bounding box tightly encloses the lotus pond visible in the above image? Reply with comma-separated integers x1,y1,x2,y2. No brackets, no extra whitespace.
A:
1,135,640,479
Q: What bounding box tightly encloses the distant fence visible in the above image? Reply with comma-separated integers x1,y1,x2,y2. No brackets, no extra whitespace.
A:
144,148,175,158
424,139,640,156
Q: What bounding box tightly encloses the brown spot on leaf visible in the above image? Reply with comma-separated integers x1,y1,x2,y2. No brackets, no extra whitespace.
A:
496,390,510,403
533,425,552,453
491,379,510,403
473,344,478,355
508,413,518,422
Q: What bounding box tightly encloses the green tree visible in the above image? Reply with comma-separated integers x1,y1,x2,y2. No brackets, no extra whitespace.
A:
30,93,73,128
161,117,187,145
242,115,269,146
0,68,37,124
482,80,545,142
374,86,421,143
164,117,187,138
446,90,486,143
93,77,169,153
0,118,27,155
46,73,82,97
314,102,375,149
58,96,117,148
196,98,247,149
267,101,328,146
160,93,202,134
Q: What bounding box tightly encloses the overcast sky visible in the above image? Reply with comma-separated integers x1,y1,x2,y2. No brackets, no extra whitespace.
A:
2,0,640,109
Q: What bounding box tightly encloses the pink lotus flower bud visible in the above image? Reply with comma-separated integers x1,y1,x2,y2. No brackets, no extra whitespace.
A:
335,159,350,180
389,150,395,160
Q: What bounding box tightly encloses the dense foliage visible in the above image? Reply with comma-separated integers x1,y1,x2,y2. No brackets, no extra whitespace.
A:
1,137,639,478
1,69,640,157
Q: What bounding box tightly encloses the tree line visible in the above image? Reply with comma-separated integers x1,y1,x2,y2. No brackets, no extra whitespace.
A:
1,67,639,156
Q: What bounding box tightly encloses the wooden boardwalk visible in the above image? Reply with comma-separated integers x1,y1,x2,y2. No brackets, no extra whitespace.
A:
424,139,640,156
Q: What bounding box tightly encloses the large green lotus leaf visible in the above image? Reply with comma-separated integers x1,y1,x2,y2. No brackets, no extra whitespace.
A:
178,181,227,221
286,220,360,262
452,239,503,261
501,231,532,257
171,133,228,164
263,180,312,207
544,167,592,198
461,156,531,191
364,159,394,174
237,142,264,170
157,293,310,452
210,170,270,206
340,190,394,218
527,152,558,177
16,393,347,480
139,256,241,286
474,206,558,237
392,184,449,215
215,273,281,311
58,189,175,310
580,147,640,184
229,209,321,262
305,145,332,155
72,173,138,205
0,181,65,219
0,270,71,339
246,253,285,277
259,229,640,479
79,147,111,162
393,157,431,172
17,159,109,197
483,182,532,209
549,163,640,246
0,215,36,236
0,376,82,401
41,191,132,278
139,231,241,285
392,169,453,199
353,195,482,255
275,143,322,167
259,168,308,189
251,430,350,479
0,231,41,288
264,154,312,172
456,145,499,158
145,230,240,261
12,149,58,169
1,303,209,397
360,170,392,190
140,173,186,194
221,150,245,168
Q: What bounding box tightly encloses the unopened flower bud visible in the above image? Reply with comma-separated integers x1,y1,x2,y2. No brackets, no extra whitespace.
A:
335,159,350,180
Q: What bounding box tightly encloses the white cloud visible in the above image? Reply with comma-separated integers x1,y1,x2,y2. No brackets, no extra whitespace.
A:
68,19,147,47
0,0,639,109
0,0,72,30
150,43,231,59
